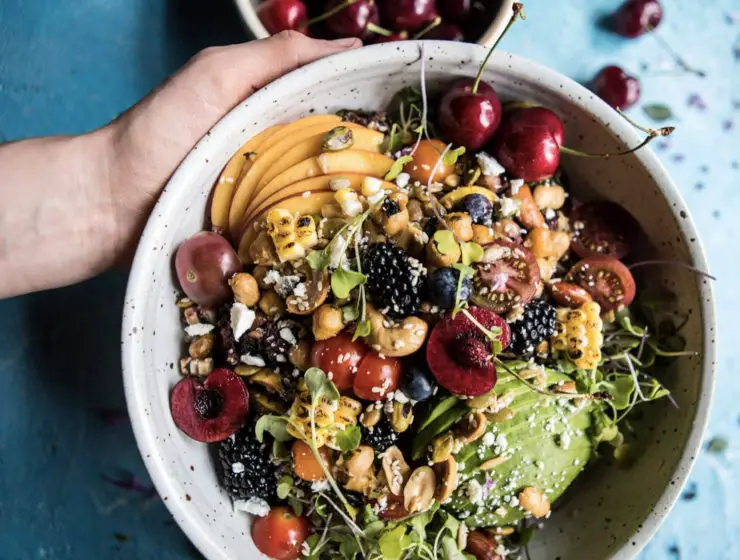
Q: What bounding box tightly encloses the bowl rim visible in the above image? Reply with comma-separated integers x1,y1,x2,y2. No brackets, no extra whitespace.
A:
122,40,716,560
232,0,516,46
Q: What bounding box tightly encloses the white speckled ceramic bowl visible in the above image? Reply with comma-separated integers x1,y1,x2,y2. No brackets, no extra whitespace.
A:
234,0,515,46
122,41,715,560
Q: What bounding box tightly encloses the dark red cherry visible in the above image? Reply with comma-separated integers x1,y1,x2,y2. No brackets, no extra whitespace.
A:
611,0,663,38
439,79,502,150
513,106,565,145
437,0,472,23
591,65,641,110
492,108,563,181
380,0,439,32
325,0,380,39
258,0,308,33
424,22,464,41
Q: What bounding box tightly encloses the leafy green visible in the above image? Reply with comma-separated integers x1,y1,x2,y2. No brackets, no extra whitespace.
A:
335,424,362,453
385,156,413,181
442,146,466,166
412,401,468,460
305,367,340,402
277,475,294,499
342,304,359,323
353,318,372,341
434,230,458,255
378,525,410,560
459,242,483,266
598,374,635,410
307,249,331,271
255,415,292,443
440,536,467,560
416,395,461,432
331,266,367,299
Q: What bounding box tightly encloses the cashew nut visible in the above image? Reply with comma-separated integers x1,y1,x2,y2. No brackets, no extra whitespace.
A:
363,305,428,357
382,446,411,495
403,466,436,513
433,457,458,503
286,270,329,315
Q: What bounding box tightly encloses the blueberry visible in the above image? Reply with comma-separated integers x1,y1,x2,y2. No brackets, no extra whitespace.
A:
462,194,493,225
426,267,471,309
403,365,435,402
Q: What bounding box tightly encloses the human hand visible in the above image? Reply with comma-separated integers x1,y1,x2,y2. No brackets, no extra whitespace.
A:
0,32,360,298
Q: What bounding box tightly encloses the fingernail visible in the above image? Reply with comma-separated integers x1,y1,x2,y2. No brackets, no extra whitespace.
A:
332,37,362,48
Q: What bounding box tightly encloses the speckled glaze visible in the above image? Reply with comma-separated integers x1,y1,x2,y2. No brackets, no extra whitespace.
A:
122,42,715,560
233,0,515,46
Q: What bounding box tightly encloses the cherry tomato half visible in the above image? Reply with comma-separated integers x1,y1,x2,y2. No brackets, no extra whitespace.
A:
570,201,639,260
471,239,541,314
310,332,368,392
353,352,403,401
251,506,311,560
292,440,330,482
405,139,454,185
565,255,636,312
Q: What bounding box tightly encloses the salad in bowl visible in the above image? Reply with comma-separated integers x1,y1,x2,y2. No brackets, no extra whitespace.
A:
122,10,714,560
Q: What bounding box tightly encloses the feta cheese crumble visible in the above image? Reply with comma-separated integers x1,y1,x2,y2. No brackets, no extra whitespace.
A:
230,303,255,340
184,323,215,337
234,497,270,517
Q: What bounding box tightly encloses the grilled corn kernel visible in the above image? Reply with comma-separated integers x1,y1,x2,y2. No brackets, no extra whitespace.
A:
335,188,363,217
295,215,318,249
266,208,306,262
550,301,603,369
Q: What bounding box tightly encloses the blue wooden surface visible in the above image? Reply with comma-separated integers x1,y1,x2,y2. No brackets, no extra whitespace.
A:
0,1,738,559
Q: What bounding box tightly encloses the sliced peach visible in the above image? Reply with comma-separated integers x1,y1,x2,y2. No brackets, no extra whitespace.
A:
316,150,394,176
256,127,384,190
210,124,285,233
439,186,497,210
238,191,336,264
227,115,342,239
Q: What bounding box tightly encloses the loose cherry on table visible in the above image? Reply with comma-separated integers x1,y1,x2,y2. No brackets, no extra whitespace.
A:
257,0,309,34
379,0,439,32
611,0,663,38
591,65,641,110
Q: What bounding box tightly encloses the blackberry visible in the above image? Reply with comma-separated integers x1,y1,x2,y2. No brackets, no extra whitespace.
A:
508,300,557,355
363,243,424,319
237,318,302,370
361,417,398,453
218,424,277,503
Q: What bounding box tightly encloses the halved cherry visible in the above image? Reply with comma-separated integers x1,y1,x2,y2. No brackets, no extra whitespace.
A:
471,239,541,314
310,332,368,392
426,307,510,396
353,352,403,401
570,201,640,259
379,493,410,519
565,255,636,312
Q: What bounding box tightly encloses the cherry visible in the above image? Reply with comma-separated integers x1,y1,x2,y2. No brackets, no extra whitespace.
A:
591,65,641,110
380,0,438,32
424,22,464,41
324,0,381,39
439,79,502,150
437,0,472,23
258,0,308,34
611,0,662,38
505,105,564,145
492,108,562,181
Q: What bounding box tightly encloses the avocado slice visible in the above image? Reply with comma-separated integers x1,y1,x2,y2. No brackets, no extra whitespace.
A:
445,366,602,527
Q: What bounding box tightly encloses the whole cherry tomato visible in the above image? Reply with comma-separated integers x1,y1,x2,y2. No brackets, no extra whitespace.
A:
353,352,403,401
310,333,368,392
251,506,311,560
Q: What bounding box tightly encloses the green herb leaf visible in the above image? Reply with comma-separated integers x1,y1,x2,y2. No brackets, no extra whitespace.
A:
272,440,291,461
305,367,340,402
334,424,362,453
412,402,468,460
434,230,458,255
353,318,371,341
255,415,292,443
643,104,673,122
442,146,466,165
307,249,330,271
707,437,728,454
339,538,360,560
379,525,409,560
331,267,367,299
599,374,635,410
342,304,360,323
440,535,467,560
289,495,304,517
277,476,294,499
408,503,439,539
460,241,484,266
384,155,414,181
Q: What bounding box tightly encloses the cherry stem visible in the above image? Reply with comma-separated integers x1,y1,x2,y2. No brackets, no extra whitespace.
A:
413,16,441,40
300,0,358,29
472,2,525,94
366,22,392,37
650,29,706,78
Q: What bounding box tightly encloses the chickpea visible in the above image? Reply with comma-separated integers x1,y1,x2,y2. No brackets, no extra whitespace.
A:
493,218,523,243
259,290,285,316
471,224,495,245
426,238,461,267
445,212,474,242
229,272,260,306
375,192,409,236
289,340,312,371
532,183,566,210
405,139,454,184
312,304,345,341
526,227,571,260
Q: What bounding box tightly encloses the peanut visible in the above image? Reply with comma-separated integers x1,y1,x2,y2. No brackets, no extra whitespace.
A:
229,273,260,307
